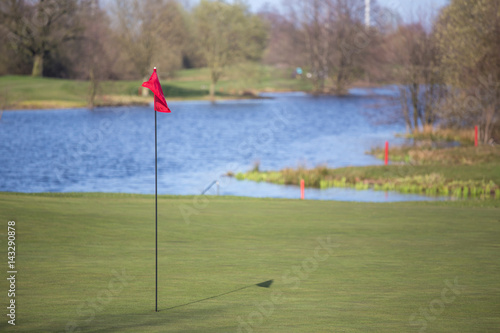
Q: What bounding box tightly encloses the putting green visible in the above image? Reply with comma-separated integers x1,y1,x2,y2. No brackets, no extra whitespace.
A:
0,193,499,332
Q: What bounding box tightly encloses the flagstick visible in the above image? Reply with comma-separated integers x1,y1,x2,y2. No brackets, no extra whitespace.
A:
155,69,158,313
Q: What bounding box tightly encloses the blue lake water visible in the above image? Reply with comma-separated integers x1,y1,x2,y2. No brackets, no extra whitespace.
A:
0,89,446,202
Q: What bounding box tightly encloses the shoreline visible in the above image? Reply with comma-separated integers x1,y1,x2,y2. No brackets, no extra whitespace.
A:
0,79,388,111
0,93,276,111
0,191,498,206
232,144,500,200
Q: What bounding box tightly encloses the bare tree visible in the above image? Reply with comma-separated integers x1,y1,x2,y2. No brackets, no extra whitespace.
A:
285,0,370,94
75,0,114,108
285,0,331,94
259,6,304,67
112,0,186,79
0,0,82,77
328,0,367,94
436,0,500,143
388,20,444,133
193,0,267,101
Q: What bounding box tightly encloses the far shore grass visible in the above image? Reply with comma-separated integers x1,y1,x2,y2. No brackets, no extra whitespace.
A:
0,66,314,110
234,144,500,199
0,192,499,332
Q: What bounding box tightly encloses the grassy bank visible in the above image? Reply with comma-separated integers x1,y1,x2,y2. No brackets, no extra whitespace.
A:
398,128,477,146
0,65,313,110
0,192,499,332
0,75,147,109
368,141,499,165
234,145,500,199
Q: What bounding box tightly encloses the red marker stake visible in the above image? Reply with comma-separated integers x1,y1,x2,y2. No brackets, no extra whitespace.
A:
475,125,478,147
300,179,305,200
384,141,389,165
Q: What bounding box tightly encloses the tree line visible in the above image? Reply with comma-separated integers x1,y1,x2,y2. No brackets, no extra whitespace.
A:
0,0,498,142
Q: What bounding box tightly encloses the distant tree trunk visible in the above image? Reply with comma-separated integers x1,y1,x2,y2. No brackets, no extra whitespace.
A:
304,31,324,95
483,105,495,144
411,82,420,132
336,61,348,95
399,87,413,133
209,81,215,102
422,83,433,132
209,69,220,103
88,68,98,109
32,54,43,77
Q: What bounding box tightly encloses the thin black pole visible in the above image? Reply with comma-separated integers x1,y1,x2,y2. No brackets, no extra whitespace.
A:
155,108,158,312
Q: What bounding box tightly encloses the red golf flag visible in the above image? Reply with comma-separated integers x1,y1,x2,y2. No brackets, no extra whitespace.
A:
142,68,171,113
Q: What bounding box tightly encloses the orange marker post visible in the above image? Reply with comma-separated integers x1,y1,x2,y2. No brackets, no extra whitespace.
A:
475,125,478,147
300,179,305,200
384,141,389,165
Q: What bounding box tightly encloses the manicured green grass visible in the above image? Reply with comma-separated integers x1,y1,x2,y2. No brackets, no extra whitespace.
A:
170,65,312,93
0,75,146,109
0,75,89,108
0,192,499,332
0,65,312,109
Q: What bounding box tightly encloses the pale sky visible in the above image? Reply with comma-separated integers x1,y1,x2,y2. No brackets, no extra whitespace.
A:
247,0,450,23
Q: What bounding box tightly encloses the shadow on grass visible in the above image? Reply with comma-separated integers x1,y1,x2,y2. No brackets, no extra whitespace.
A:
163,280,273,311
40,281,272,332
